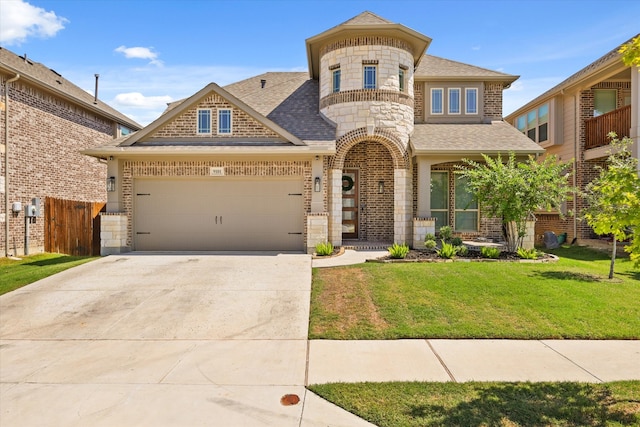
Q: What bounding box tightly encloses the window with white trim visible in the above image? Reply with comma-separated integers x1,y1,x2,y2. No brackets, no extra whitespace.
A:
363,65,377,89
217,109,232,134
197,109,211,134
465,88,478,114
332,69,341,93
431,88,443,114
430,171,449,231
449,88,461,114
454,176,478,231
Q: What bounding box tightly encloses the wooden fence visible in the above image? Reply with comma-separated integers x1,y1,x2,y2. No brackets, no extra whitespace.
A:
45,197,106,256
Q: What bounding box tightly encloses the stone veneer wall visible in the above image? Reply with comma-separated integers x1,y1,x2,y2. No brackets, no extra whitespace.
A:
121,160,313,249
152,93,280,139
413,218,436,249
306,213,329,253
100,213,128,255
1,75,114,255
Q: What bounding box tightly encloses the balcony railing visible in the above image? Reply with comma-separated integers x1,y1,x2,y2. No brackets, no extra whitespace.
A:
585,105,631,150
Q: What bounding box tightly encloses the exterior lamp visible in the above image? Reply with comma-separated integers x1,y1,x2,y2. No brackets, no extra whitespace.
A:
106,176,116,192
314,177,321,192
378,180,384,194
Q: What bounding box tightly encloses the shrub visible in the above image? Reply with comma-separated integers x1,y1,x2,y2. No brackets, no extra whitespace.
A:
438,226,453,242
315,241,334,256
388,243,410,259
424,233,436,242
517,247,539,259
481,246,501,259
437,241,458,259
424,239,437,251
451,237,463,246
456,245,469,257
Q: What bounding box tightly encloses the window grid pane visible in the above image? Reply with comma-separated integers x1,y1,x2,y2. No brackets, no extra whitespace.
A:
197,109,211,134
454,176,478,231
449,89,460,114
363,66,376,89
333,70,341,93
218,109,231,134
466,88,477,114
431,89,443,114
399,68,405,92
430,172,448,210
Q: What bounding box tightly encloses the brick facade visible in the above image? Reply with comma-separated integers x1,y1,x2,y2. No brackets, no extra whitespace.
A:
1,76,117,255
484,82,504,121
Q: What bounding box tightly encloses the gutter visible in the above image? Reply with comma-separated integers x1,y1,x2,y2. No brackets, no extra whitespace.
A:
4,73,20,258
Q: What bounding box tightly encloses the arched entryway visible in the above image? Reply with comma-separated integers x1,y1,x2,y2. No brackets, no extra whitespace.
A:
329,128,411,246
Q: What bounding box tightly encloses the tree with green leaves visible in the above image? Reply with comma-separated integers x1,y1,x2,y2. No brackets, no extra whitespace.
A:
456,153,573,252
619,35,640,67
583,133,640,278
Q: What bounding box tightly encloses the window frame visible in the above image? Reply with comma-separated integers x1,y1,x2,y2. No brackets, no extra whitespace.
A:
516,102,550,144
465,88,478,114
430,171,449,231
448,88,461,115
399,68,405,92
217,108,232,135
431,88,444,115
454,176,479,232
197,109,212,135
332,69,341,93
363,65,377,90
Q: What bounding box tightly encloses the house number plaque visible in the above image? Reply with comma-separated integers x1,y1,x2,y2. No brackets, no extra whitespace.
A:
209,167,225,176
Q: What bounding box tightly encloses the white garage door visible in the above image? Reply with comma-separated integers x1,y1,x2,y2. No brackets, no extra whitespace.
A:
134,178,304,251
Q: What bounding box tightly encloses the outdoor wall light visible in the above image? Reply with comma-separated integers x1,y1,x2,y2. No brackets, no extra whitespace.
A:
106,176,116,192
314,177,321,192
378,180,384,194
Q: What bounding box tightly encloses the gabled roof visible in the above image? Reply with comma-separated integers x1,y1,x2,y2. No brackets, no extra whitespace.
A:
305,11,432,79
120,82,305,146
0,47,141,130
414,55,519,85
411,121,544,155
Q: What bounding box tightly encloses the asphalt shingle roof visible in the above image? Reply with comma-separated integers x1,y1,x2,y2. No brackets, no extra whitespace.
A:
411,121,544,154
0,47,141,130
415,55,518,82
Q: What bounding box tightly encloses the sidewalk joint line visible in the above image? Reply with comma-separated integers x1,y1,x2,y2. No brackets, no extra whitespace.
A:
426,340,457,382
540,340,604,383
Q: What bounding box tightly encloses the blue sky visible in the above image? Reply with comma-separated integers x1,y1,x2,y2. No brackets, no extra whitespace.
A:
1,0,639,126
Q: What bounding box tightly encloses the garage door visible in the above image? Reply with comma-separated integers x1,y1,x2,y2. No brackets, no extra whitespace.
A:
133,178,304,251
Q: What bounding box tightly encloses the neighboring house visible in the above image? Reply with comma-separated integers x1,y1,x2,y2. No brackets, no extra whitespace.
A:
84,11,542,255
1,47,141,256
505,35,640,243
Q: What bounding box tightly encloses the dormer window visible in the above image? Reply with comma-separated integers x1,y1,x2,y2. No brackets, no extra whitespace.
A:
465,88,478,114
448,88,461,114
431,88,443,114
363,65,377,89
218,109,232,134
197,109,211,134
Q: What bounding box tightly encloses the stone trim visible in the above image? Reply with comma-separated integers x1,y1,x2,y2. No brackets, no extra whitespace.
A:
331,127,410,170
320,89,414,110
328,63,341,70
362,59,379,65
320,36,414,57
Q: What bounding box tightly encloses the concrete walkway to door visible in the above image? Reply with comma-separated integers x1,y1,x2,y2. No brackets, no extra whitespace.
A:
0,253,370,427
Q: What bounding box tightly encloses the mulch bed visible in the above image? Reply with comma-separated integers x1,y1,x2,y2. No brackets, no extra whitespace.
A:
376,249,556,262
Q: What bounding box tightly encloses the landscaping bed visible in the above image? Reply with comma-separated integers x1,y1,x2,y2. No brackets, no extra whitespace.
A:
375,248,557,262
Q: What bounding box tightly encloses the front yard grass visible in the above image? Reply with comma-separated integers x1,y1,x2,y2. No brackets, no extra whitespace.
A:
310,246,639,339
309,381,640,427
0,253,97,295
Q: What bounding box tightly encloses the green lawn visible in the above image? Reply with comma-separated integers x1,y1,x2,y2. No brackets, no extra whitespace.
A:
310,246,640,339
309,381,640,427
0,253,98,295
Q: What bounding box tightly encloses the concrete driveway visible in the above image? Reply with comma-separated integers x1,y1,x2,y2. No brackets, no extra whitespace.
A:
0,253,371,427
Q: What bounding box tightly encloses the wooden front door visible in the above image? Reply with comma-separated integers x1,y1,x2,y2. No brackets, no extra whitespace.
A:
342,170,358,239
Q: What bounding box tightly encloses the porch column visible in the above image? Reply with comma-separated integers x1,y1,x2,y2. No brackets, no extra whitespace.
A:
394,168,412,245
631,65,640,175
416,158,432,217
328,169,343,247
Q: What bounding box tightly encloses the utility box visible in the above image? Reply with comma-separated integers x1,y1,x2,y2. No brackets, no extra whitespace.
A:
31,197,41,217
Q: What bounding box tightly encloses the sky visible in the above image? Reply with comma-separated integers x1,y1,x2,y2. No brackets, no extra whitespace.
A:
1,0,639,126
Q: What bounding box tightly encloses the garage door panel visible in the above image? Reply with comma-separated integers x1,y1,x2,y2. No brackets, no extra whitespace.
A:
134,178,304,251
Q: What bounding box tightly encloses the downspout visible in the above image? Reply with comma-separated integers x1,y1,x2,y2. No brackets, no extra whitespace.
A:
4,74,20,257
573,93,578,242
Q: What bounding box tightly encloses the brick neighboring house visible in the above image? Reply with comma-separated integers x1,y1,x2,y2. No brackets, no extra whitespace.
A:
505,35,640,244
84,11,542,255
1,47,141,256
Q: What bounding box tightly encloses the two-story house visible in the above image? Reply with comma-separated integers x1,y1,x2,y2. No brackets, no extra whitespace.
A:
505,35,640,243
83,11,542,254
1,47,141,257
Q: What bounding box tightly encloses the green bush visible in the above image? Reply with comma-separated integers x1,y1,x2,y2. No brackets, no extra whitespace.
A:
456,244,469,256
315,241,334,256
424,239,437,251
517,247,539,259
451,236,463,246
438,226,453,242
481,246,501,259
437,241,458,259
388,243,410,259
424,233,436,242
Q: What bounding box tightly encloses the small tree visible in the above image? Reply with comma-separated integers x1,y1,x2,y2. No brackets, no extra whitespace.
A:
583,133,640,278
457,152,573,252
619,35,640,67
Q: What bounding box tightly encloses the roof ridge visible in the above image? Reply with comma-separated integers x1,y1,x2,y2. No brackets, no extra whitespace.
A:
342,11,394,25
424,54,516,77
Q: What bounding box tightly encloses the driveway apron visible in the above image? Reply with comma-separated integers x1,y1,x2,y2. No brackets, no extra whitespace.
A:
0,253,316,426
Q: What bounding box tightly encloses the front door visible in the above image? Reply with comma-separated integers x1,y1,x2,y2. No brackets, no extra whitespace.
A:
342,170,358,239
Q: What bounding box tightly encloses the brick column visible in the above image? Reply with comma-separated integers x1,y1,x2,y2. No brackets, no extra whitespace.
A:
306,213,329,253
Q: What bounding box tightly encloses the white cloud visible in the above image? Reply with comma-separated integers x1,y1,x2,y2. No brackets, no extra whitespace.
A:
115,45,163,66
113,92,173,108
0,0,67,45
